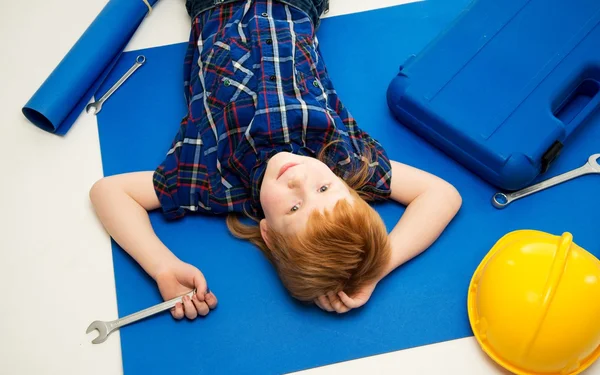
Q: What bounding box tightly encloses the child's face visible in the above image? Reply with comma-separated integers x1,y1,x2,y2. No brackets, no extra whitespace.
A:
260,152,353,234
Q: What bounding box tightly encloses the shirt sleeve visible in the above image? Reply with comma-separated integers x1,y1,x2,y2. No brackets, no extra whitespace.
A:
325,94,393,202
355,130,393,202
152,118,212,220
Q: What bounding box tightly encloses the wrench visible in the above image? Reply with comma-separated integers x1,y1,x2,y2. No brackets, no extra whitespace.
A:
86,289,195,344
85,55,146,115
492,153,600,209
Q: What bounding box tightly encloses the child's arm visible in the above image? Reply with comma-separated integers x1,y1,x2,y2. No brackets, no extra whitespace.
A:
90,172,177,276
326,160,462,313
89,171,217,320
379,160,462,277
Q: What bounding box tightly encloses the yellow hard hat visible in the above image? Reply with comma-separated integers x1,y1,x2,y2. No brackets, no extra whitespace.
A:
468,230,600,375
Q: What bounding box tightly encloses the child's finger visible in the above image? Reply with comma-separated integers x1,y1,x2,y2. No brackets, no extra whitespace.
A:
329,295,349,314
327,291,338,304
318,295,334,312
314,298,329,312
338,291,359,309
205,292,218,309
314,299,324,310
172,302,184,320
193,297,210,316
183,295,198,320
189,271,207,300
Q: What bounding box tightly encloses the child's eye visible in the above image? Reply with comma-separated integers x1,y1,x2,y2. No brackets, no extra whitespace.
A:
290,204,299,212
319,185,329,193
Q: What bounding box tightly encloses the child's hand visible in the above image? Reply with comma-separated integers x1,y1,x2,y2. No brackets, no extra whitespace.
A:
314,280,378,314
155,261,218,320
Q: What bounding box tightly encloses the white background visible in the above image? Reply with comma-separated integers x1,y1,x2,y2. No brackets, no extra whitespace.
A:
0,0,597,374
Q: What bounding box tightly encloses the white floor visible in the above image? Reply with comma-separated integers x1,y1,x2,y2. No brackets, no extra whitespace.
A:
1,0,598,374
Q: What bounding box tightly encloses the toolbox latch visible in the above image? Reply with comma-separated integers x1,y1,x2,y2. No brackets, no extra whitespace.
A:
541,141,563,173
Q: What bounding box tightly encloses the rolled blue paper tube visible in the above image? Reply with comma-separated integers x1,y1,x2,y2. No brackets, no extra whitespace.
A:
22,0,160,135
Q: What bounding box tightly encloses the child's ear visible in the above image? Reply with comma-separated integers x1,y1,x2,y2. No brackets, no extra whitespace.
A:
260,219,272,249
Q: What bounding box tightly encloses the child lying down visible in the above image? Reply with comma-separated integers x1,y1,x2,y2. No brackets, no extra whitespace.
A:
89,0,462,319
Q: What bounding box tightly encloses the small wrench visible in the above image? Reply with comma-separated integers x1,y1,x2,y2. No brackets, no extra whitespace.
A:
86,55,146,115
86,289,195,344
492,153,600,209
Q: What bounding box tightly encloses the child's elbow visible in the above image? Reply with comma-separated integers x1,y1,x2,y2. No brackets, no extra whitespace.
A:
430,179,462,215
89,177,113,207
443,182,462,214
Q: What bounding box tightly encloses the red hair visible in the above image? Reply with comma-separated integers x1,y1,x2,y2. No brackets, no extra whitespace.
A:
226,142,391,301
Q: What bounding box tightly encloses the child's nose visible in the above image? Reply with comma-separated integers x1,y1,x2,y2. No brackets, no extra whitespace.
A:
287,173,306,190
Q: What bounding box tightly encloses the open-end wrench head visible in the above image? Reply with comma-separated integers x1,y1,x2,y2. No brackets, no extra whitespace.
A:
86,320,110,344
588,153,600,171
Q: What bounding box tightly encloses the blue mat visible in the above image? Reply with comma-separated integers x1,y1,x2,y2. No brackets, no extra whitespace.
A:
95,1,600,374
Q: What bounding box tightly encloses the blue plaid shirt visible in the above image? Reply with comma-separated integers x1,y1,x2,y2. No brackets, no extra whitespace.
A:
186,0,329,29
153,0,392,220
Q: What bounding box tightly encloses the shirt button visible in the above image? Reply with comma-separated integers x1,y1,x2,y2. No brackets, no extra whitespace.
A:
262,12,268,17
313,80,320,87
224,79,231,86
266,39,273,45
270,75,276,81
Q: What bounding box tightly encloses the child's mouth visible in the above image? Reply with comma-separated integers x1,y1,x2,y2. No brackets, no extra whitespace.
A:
277,163,298,179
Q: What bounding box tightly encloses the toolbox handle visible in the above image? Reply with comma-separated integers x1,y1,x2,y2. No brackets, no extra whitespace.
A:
554,78,600,136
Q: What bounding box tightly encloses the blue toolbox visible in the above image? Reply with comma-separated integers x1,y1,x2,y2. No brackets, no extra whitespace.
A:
387,0,600,190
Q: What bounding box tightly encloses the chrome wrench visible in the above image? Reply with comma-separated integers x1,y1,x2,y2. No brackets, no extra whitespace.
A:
86,55,146,115
86,289,195,344
492,154,600,209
